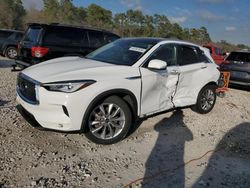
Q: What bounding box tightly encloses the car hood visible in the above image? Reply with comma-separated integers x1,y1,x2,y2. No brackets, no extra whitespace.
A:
22,56,140,83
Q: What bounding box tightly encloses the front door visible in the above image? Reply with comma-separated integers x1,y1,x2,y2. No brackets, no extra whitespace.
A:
140,43,180,116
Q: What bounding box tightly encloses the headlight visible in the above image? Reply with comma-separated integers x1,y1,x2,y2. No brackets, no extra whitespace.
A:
43,80,96,93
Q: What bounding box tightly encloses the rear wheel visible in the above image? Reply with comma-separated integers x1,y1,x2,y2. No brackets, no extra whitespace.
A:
85,96,132,145
5,47,18,59
192,85,217,114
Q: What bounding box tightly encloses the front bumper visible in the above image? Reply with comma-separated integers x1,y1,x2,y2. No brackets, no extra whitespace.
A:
16,85,91,132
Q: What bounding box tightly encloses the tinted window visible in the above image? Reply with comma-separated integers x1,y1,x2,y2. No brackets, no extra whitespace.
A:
0,31,13,38
198,49,211,63
43,27,84,46
104,33,120,43
86,39,157,66
226,52,250,62
15,33,23,40
24,27,42,43
88,31,104,48
178,45,200,65
145,44,177,67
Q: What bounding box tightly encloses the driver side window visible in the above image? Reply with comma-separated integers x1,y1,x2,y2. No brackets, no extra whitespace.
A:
144,44,177,67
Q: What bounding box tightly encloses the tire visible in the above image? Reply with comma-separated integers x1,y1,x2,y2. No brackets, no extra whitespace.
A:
5,47,18,59
85,96,132,145
191,85,217,114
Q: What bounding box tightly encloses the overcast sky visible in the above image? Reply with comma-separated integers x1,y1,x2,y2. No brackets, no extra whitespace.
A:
21,0,250,45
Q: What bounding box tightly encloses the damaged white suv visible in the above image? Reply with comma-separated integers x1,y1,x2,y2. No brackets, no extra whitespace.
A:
17,38,220,144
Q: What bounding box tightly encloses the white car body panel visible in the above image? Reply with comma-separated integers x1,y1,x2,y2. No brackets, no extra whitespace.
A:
17,39,220,132
139,66,179,115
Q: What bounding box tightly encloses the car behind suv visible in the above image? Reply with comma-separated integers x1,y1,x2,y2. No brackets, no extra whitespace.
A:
220,51,250,88
0,29,23,59
16,23,120,68
17,38,220,144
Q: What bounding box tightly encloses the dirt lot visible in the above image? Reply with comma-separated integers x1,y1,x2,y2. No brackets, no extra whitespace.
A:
0,57,250,188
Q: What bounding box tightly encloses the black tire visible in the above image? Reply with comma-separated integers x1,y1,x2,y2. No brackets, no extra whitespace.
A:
85,96,132,145
5,46,18,59
191,85,217,114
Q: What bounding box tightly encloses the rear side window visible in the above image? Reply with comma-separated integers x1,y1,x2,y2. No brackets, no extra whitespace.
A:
198,49,211,63
226,52,250,62
43,27,85,46
0,31,13,38
24,27,42,43
15,33,23,40
177,45,200,66
88,31,105,48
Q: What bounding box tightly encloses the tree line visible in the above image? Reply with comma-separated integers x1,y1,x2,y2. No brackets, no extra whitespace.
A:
0,0,248,51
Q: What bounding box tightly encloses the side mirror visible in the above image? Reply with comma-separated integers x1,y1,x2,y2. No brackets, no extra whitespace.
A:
148,59,167,70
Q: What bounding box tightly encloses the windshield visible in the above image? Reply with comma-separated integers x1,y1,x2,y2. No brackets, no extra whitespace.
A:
23,27,42,43
86,39,158,66
226,52,250,62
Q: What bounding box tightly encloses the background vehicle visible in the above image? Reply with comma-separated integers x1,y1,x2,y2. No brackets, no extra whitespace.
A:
203,44,225,65
16,23,120,67
220,51,250,88
0,29,23,59
17,38,220,144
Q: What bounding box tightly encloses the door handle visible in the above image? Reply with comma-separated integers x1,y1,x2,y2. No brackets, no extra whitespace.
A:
201,65,208,69
170,70,179,75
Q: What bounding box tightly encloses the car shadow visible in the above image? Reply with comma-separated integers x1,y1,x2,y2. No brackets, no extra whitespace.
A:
141,110,193,188
0,57,15,68
192,122,250,187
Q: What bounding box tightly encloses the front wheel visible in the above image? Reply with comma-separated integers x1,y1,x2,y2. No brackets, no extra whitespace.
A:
85,96,132,145
192,85,217,114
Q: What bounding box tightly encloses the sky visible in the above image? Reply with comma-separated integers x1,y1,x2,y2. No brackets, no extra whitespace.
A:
21,0,250,45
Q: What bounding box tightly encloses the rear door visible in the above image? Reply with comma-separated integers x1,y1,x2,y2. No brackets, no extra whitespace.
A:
173,44,214,107
140,43,179,115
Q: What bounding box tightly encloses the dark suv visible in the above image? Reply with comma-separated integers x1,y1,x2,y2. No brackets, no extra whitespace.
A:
0,29,23,59
16,23,120,68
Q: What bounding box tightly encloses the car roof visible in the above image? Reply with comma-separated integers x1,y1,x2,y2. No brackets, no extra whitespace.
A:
0,29,23,33
120,37,200,47
27,23,118,35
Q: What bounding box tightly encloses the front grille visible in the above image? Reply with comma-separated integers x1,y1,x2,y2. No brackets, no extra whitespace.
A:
17,74,39,104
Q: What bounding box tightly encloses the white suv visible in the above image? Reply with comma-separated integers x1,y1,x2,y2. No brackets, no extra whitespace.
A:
17,38,220,144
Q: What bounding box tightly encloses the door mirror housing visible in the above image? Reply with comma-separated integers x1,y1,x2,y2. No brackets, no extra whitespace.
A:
148,59,167,70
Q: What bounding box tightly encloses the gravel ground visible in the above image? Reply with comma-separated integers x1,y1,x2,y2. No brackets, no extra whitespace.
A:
0,57,250,188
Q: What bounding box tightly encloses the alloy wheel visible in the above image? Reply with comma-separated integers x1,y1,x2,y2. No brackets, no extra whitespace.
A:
88,103,126,140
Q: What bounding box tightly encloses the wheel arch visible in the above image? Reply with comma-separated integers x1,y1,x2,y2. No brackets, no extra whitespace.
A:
81,89,139,132
4,45,18,54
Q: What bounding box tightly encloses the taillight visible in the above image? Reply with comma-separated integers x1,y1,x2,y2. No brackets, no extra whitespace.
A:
31,46,49,58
